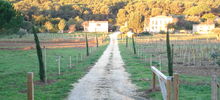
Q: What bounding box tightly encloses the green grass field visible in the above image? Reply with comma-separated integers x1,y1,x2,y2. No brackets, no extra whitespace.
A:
119,43,213,100
0,45,107,100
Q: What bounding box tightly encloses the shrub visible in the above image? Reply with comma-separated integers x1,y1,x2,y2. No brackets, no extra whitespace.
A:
211,51,220,67
21,21,33,32
37,26,46,33
139,31,151,36
68,24,76,33
17,28,28,38
159,31,166,34
194,32,199,35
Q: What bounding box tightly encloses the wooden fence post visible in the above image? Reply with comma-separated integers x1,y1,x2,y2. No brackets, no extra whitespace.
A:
89,48,92,54
96,34,99,48
85,33,89,56
150,55,152,66
126,36,128,48
152,66,180,100
43,46,47,83
58,56,61,75
81,53,83,61
215,75,219,99
27,72,34,100
166,77,172,100
152,72,156,91
78,53,81,62
159,54,162,71
69,56,72,68
212,75,218,100
132,35,136,54
174,73,179,100
75,56,78,64
121,33,122,39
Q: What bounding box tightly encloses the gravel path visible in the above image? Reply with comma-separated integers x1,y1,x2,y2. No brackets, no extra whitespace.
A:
67,32,147,100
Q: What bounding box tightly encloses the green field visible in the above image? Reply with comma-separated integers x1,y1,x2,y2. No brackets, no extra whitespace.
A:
0,45,107,100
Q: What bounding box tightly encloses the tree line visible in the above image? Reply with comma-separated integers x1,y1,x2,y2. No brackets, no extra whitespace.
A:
1,0,220,34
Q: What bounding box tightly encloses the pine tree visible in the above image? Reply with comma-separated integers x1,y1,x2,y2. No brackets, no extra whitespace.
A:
33,27,45,82
166,24,175,76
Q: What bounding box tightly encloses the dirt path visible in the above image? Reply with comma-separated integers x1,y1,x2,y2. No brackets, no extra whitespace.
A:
67,32,147,100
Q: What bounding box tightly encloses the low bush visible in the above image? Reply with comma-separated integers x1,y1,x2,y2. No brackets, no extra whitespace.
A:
138,31,151,36
17,28,28,38
211,51,220,67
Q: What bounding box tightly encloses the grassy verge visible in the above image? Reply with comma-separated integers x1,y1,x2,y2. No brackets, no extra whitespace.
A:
119,43,212,100
0,45,107,100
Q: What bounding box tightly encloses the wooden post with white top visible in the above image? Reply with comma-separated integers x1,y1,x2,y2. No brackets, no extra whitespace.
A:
27,72,34,100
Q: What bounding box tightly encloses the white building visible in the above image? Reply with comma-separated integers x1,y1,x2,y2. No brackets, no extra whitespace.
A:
127,31,134,37
83,21,108,32
193,24,215,34
145,16,174,33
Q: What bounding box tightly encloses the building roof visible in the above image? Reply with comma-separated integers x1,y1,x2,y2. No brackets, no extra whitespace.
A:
82,21,108,27
150,15,173,19
87,21,108,23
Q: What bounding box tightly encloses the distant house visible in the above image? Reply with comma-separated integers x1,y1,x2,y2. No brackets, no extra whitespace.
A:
214,17,220,23
127,31,134,37
193,24,215,34
145,16,175,33
82,21,108,32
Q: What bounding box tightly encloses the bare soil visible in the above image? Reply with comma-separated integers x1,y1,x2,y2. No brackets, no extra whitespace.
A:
138,43,220,77
174,66,220,76
0,40,97,50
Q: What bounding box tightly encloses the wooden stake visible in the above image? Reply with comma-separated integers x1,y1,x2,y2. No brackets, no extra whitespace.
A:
160,54,162,71
58,56,61,75
89,48,92,54
132,35,136,54
188,52,191,66
96,34,99,48
78,53,81,62
43,46,47,83
166,77,172,100
150,55,152,66
211,75,218,100
75,56,78,64
69,56,72,68
173,73,179,100
85,33,89,56
193,51,196,66
152,72,156,91
27,72,34,100
81,53,83,61
126,36,128,48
